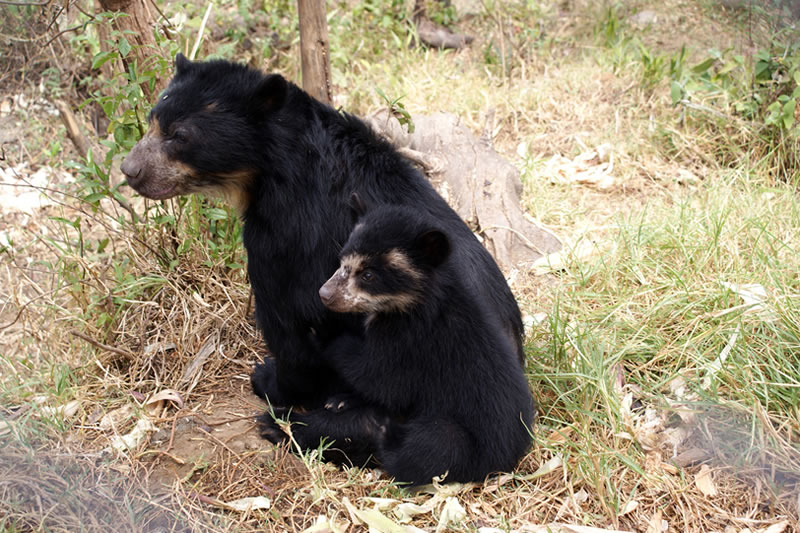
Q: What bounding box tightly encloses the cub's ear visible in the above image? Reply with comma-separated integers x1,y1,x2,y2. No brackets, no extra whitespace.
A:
348,192,369,220
415,230,450,267
175,53,193,76
251,74,288,114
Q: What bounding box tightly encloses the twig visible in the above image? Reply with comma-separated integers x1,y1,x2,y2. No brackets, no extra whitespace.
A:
43,21,93,48
137,449,186,464
54,101,89,159
678,99,728,119
146,0,173,29
205,413,261,426
0,287,62,331
481,224,555,256
165,414,179,453
70,329,136,359
0,0,49,5
189,2,213,60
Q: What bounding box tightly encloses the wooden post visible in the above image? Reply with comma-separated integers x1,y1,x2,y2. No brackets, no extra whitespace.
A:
297,0,333,105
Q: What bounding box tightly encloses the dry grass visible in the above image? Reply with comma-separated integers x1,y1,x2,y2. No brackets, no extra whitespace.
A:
2,0,800,531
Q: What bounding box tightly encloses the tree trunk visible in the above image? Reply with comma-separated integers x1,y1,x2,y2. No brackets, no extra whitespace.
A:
297,0,332,105
97,0,166,101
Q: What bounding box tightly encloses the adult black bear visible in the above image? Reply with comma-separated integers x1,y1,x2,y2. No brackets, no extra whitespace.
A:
273,204,535,485
121,54,527,426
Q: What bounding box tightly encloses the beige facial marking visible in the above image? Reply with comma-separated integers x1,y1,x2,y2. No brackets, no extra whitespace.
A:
384,248,423,282
340,254,365,273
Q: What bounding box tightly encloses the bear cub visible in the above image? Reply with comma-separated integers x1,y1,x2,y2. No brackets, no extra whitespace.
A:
311,202,535,485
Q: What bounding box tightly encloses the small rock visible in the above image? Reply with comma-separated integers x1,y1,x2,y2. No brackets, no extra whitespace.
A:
629,10,659,27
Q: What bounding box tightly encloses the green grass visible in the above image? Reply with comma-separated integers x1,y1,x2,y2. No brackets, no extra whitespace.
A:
528,172,800,482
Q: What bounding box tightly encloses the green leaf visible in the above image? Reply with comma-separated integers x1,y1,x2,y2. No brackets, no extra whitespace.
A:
154,215,176,225
782,99,795,130
755,60,771,79
691,57,714,74
113,125,127,146
203,208,229,221
84,192,107,204
716,62,738,77
670,81,683,105
118,37,131,58
91,51,117,70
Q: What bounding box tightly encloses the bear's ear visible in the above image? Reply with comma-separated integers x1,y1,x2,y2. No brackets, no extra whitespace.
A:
175,53,193,76
348,192,369,219
415,230,450,268
251,74,288,114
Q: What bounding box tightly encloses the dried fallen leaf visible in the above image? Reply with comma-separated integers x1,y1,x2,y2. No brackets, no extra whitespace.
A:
363,497,400,510
532,240,604,275
484,473,514,493
143,341,177,355
758,520,790,533
564,526,635,533
719,282,771,316
99,404,135,431
223,496,271,512
109,417,156,452
192,291,210,307
548,426,574,443
350,506,408,533
180,334,218,395
695,465,718,497
40,400,81,418
544,144,617,190
436,497,466,533
524,455,563,480
342,497,363,526
620,500,638,516
301,515,350,533
646,510,663,533
701,325,740,390
660,462,679,475
144,389,184,415
393,502,429,523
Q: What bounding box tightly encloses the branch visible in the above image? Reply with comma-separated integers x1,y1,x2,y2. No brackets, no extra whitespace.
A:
70,330,136,359
0,0,49,5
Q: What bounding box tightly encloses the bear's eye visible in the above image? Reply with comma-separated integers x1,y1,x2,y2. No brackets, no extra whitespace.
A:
171,130,188,143
360,270,374,282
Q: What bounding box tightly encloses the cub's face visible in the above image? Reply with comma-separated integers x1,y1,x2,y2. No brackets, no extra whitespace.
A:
319,249,424,315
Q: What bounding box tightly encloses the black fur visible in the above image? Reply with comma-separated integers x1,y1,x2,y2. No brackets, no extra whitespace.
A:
121,55,527,441
286,206,536,485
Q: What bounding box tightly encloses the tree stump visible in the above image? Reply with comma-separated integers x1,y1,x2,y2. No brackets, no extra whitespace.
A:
366,111,562,272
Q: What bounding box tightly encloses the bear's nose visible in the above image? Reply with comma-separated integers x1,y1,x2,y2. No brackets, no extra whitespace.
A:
120,157,141,184
319,284,333,304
